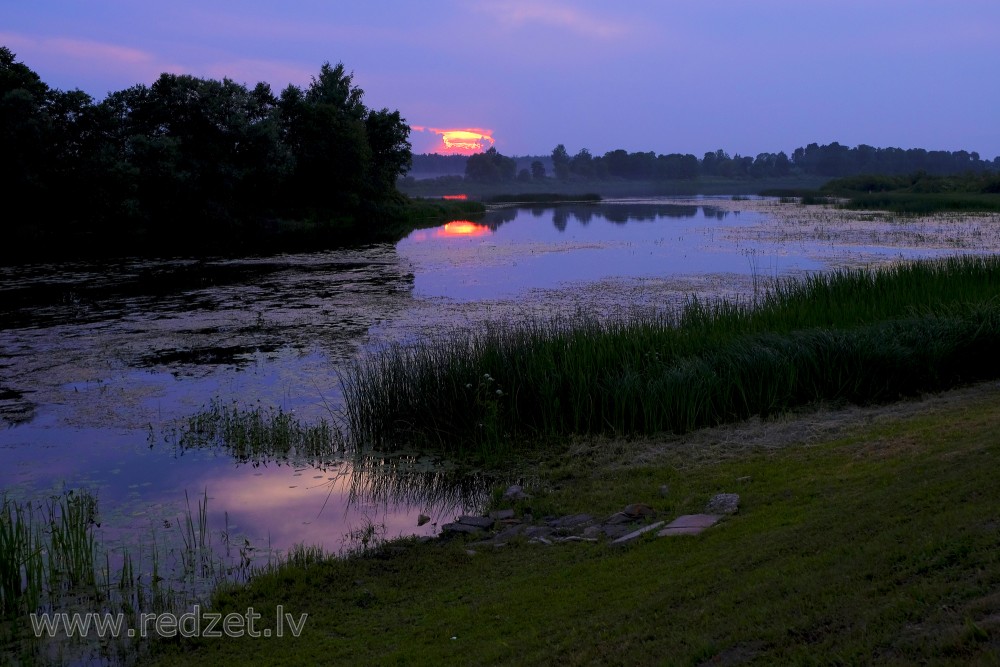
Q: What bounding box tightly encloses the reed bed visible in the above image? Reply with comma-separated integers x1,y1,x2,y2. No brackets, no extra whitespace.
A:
1,491,97,622
341,256,1000,456
172,398,341,465
1,488,316,665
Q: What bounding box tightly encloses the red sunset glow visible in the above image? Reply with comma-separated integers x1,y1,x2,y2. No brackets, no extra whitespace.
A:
442,194,468,200
411,126,495,155
436,221,490,237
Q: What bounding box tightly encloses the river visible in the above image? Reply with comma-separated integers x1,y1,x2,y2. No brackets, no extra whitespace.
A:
2,197,996,564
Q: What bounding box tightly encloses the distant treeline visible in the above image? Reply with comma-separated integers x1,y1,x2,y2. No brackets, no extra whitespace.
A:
409,142,999,184
1,47,414,255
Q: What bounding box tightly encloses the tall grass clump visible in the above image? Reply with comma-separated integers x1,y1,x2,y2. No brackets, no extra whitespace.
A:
341,256,1000,455
2,486,323,665
1,491,98,622
170,398,341,465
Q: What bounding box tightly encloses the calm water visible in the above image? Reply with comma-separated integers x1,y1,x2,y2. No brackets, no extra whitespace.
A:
0,198,985,562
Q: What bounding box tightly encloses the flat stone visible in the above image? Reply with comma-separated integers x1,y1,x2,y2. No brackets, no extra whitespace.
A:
489,509,516,520
456,515,494,529
441,522,485,534
548,513,594,529
604,512,634,525
657,514,723,537
494,524,528,541
705,493,740,515
523,526,554,539
610,521,666,545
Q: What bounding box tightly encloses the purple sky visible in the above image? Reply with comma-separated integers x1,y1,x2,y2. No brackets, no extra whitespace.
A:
3,1,998,158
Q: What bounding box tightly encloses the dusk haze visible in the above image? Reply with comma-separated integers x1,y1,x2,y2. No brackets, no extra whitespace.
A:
4,1,1000,665
2,0,999,158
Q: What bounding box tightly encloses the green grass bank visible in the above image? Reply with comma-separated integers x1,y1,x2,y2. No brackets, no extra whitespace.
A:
149,382,1000,665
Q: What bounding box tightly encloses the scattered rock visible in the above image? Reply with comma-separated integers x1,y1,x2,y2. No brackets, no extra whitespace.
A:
502,485,530,501
623,503,656,518
417,513,431,526
494,524,528,541
657,514,722,537
547,513,594,530
441,522,486,535
456,515,494,529
658,484,670,497
523,526,555,539
434,492,735,548
555,536,598,543
705,493,740,515
610,521,666,545
604,512,634,525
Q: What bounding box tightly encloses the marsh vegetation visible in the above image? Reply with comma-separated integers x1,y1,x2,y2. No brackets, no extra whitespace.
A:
342,256,1000,457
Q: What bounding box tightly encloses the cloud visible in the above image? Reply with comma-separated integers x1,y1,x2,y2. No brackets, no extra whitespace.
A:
472,1,632,40
0,31,182,90
411,126,496,154
0,32,154,65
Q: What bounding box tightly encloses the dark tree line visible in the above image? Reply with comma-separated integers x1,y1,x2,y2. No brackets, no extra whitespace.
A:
423,141,998,184
549,142,997,181
1,47,412,253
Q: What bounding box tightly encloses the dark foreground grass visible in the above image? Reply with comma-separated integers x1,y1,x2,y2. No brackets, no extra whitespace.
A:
342,256,1000,456
148,383,1000,665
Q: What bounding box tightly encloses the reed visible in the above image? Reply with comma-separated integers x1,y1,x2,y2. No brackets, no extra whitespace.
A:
3,487,324,665
341,256,1000,456
172,398,341,465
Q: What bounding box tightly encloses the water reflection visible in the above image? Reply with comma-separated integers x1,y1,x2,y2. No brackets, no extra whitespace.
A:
397,201,763,301
550,202,715,230
436,220,491,238
3,197,989,565
346,453,508,515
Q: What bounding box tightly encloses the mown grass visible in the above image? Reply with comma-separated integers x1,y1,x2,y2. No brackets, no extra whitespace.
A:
341,256,1000,457
147,382,1000,665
